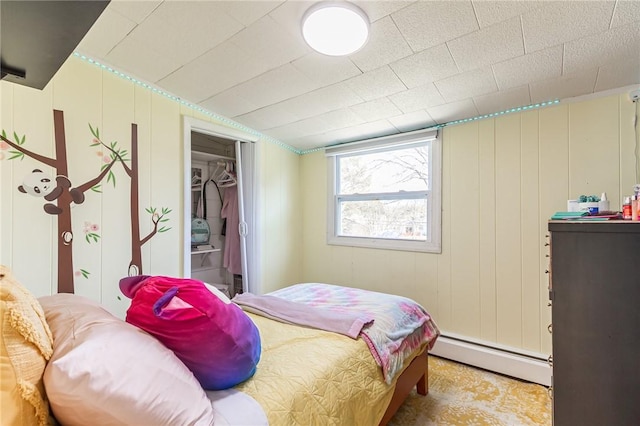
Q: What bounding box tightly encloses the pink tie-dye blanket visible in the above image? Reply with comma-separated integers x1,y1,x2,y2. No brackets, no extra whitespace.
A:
260,283,440,384
233,292,373,339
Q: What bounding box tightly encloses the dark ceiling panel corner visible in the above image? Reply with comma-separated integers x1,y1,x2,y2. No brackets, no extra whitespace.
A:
1,0,110,90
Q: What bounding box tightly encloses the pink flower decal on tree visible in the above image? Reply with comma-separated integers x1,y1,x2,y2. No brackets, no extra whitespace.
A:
88,124,130,193
83,221,100,243
75,269,90,279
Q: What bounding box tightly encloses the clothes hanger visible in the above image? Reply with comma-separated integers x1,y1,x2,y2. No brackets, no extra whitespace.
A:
216,160,236,188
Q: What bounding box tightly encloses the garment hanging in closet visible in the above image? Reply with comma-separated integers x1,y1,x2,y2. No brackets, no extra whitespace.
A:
221,184,241,275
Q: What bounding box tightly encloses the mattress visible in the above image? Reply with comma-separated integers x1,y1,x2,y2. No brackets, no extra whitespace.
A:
234,312,423,426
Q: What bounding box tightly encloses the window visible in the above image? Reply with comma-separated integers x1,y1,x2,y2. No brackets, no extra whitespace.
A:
326,129,441,253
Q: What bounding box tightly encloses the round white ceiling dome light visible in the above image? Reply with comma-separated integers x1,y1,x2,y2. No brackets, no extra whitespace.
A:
302,2,370,56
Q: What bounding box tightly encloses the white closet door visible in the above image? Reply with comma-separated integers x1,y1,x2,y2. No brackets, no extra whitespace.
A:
235,140,256,293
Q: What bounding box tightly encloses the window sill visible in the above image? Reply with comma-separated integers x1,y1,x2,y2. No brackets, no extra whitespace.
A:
327,235,441,253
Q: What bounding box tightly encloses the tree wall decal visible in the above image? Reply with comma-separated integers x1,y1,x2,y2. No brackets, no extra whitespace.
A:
99,123,171,276
1,109,172,293
2,110,121,293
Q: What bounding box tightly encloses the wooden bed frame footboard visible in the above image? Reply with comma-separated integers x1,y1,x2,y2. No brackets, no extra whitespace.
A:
378,349,429,426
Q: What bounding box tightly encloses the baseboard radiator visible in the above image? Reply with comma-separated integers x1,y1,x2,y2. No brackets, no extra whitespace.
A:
429,334,552,387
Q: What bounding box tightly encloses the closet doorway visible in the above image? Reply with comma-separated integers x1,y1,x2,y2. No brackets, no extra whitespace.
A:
182,116,261,296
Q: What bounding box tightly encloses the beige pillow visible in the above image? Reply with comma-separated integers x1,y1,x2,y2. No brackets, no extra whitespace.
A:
39,293,215,426
0,265,54,426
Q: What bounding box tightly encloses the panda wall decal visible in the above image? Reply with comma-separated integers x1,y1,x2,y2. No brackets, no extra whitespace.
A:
18,169,86,214
1,110,172,295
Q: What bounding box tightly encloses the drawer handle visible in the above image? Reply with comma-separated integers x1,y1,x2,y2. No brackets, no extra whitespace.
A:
548,386,553,399
547,323,552,334
547,355,553,366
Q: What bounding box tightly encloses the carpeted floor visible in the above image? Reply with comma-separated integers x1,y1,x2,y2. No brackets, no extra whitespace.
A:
389,356,552,426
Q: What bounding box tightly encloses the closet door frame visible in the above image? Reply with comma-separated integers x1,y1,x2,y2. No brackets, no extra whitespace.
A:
182,116,261,293
236,140,251,292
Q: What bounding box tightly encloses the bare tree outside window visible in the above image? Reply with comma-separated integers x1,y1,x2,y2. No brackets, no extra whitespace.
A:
337,145,429,241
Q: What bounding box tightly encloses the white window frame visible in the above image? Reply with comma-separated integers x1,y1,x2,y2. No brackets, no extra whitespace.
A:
326,129,442,253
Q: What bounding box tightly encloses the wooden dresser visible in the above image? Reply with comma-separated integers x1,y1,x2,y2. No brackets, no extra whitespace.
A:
548,221,640,426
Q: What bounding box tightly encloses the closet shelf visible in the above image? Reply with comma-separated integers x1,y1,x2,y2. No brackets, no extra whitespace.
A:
191,248,221,267
191,248,221,255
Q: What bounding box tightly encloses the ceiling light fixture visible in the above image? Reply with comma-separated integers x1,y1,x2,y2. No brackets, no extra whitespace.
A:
302,2,370,56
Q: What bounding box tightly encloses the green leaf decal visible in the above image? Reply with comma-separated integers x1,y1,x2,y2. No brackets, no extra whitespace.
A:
85,233,100,244
8,151,25,160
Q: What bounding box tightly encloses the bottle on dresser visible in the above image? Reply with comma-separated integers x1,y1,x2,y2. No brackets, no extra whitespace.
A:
632,184,640,221
623,196,633,220
623,184,640,221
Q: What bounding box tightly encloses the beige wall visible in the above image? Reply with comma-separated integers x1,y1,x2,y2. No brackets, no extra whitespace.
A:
0,56,303,317
259,139,303,294
301,93,638,356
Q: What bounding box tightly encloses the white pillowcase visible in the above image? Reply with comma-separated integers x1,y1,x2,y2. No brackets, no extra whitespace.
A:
203,282,232,304
206,389,268,426
39,294,214,426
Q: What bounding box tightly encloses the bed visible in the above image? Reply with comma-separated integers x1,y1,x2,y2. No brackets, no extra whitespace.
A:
3,269,439,426
231,283,440,425
234,312,432,425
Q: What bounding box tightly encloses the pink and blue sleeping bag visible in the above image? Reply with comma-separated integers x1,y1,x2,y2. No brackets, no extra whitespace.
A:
120,275,261,390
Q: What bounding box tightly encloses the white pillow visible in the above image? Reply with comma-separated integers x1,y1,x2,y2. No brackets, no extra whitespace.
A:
206,389,268,426
203,282,232,304
39,294,214,426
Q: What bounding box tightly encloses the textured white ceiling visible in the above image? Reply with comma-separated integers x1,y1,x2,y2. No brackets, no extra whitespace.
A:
78,0,640,151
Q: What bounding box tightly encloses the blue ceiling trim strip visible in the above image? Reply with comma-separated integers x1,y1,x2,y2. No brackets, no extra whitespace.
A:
298,100,561,155
74,52,560,157
73,52,302,155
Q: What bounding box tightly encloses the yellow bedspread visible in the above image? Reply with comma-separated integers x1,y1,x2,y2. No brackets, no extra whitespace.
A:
235,313,400,425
